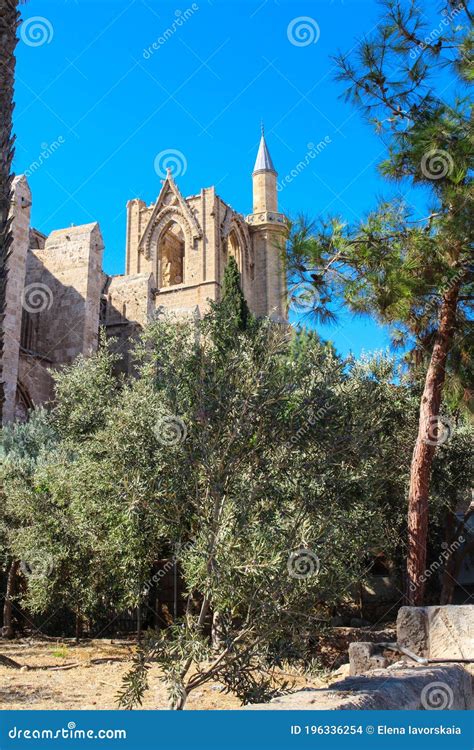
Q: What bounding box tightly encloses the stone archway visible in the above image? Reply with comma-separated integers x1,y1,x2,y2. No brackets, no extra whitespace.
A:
223,217,254,290
228,229,243,273
157,220,186,287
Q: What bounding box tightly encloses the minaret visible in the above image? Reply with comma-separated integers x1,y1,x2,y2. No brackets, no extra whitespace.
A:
247,125,287,321
252,124,278,213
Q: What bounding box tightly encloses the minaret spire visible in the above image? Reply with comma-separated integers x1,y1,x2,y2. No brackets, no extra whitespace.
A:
247,125,287,323
253,126,276,176
252,125,277,211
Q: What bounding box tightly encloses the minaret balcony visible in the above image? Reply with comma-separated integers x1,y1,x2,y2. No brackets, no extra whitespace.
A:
246,211,286,226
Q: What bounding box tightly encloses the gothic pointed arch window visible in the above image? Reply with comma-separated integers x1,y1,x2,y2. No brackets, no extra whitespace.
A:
226,228,248,292
228,230,242,271
158,220,185,288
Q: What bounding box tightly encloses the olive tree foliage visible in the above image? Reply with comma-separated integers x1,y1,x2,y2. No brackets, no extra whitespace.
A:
118,318,473,709
1,304,471,698
0,346,169,622
1,314,409,691
0,408,56,572
117,317,406,709
0,407,58,636
0,353,129,621
1,262,470,696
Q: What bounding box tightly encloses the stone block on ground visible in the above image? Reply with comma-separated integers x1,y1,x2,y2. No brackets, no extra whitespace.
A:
397,605,474,660
397,606,429,657
245,665,472,710
348,642,389,676
427,605,473,660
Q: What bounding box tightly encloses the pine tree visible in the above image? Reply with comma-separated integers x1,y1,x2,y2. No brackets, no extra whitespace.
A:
286,0,473,604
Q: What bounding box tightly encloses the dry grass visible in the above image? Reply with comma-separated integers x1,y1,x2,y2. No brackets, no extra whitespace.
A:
0,640,326,710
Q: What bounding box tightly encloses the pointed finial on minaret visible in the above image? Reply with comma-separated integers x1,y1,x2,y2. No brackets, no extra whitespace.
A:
253,125,276,175
261,120,265,136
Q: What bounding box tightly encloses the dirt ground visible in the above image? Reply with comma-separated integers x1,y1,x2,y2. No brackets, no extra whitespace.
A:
0,640,326,710
0,625,395,710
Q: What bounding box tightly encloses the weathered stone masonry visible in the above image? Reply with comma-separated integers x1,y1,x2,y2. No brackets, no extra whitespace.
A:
1,133,287,422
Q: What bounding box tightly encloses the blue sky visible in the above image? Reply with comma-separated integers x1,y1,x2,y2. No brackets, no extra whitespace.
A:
14,0,435,357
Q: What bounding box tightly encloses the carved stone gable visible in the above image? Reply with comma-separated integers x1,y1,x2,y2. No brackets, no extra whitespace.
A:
138,173,202,260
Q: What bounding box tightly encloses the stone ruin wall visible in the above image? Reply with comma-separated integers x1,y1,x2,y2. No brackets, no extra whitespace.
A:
2,169,287,423
2,208,105,421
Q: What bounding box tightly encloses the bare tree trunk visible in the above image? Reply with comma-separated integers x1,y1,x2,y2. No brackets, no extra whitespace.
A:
211,609,224,651
173,689,188,711
406,282,460,605
136,604,142,644
75,612,83,643
2,559,19,638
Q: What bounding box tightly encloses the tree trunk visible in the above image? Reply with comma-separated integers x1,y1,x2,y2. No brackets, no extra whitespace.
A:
211,609,224,651
173,689,188,711
406,282,460,605
2,559,19,638
75,612,83,643
0,1,20,424
136,604,142,644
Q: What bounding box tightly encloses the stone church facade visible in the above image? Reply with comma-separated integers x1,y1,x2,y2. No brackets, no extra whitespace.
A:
2,133,286,423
